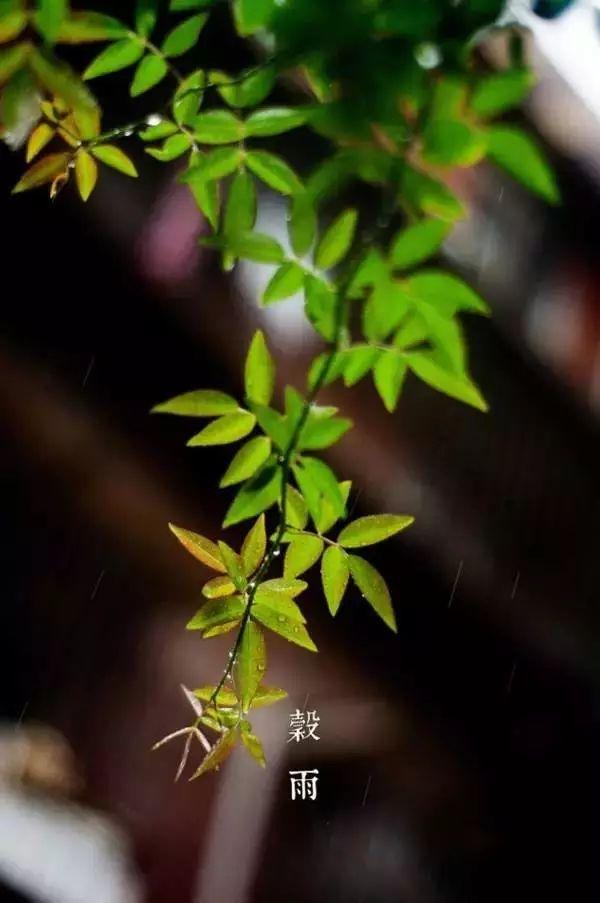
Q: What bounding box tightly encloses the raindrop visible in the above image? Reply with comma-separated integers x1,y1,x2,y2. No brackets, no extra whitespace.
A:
123,128,134,137
415,42,442,70
273,548,281,557
146,113,162,126
277,615,286,623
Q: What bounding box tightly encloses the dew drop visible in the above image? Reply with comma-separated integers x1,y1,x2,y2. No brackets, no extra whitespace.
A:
123,128,134,137
273,548,281,557
277,615,286,623
146,113,162,126
292,626,300,633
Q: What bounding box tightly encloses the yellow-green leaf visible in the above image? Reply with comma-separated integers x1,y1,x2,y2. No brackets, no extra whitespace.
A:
252,606,316,651
26,122,54,162
168,523,226,572
348,554,396,632
55,12,127,43
321,545,349,615
202,575,235,598
12,153,69,194
390,219,450,270
284,535,323,578
240,726,266,766
406,351,488,411
471,69,535,118
91,144,138,177
223,462,280,528
75,149,98,201
253,587,306,623
217,541,247,590
0,42,31,84
187,411,256,446
187,595,245,630
220,436,271,488
244,330,275,406
260,578,307,597
487,125,559,204
193,685,238,706
190,728,238,778
0,11,27,44
338,514,414,548
192,109,245,143
235,620,265,712
241,514,266,576
245,107,306,137
251,685,287,708
285,485,308,530
152,388,239,417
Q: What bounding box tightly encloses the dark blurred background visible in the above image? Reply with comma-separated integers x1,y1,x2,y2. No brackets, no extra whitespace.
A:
1,2,600,901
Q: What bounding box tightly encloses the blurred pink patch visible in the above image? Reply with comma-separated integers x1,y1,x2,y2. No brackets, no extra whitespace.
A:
137,180,208,287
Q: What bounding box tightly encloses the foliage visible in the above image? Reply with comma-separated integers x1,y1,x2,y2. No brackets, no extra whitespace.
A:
1,0,559,778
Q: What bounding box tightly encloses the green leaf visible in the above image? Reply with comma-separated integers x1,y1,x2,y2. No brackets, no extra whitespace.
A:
192,179,220,229
300,412,352,451
37,0,66,44
246,150,302,195
373,351,407,412
487,125,559,204
422,120,487,167
285,485,309,530
233,0,275,35
263,261,305,304
187,595,245,630
338,514,414,548
315,480,351,534
252,606,317,651
91,144,138,177
304,275,336,341
406,270,489,316
406,351,488,411
139,120,178,141
146,133,192,162
251,404,291,450
169,523,226,571
321,545,349,615
288,192,317,256
162,13,207,57
182,146,243,181
315,208,357,269
342,346,379,387
190,728,238,778
187,411,256,446
284,535,324,578
29,49,97,116
193,109,245,143
84,38,144,79
254,587,306,622
303,458,345,517
400,164,466,222
130,54,168,96
55,12,127,42
135,0,158,36
241,514,266,575
245,107,306,137
418,303,466,373
202,620,239,639
218,541,247,590
471,69,535,118
220,436,271,487
202,575,236,598
347,249,387,299
152,389,238,416
171,0,214,9
172,69,205,125
390,219,450,270
251,685,287,708
362,277,411,342
233,621,267,713
210,65,275,108
260,578,307,598
223,462,280,527
348,555,396,632
245,330,275,405
240,725,266,766
225,169,256,234
225,230,284,264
